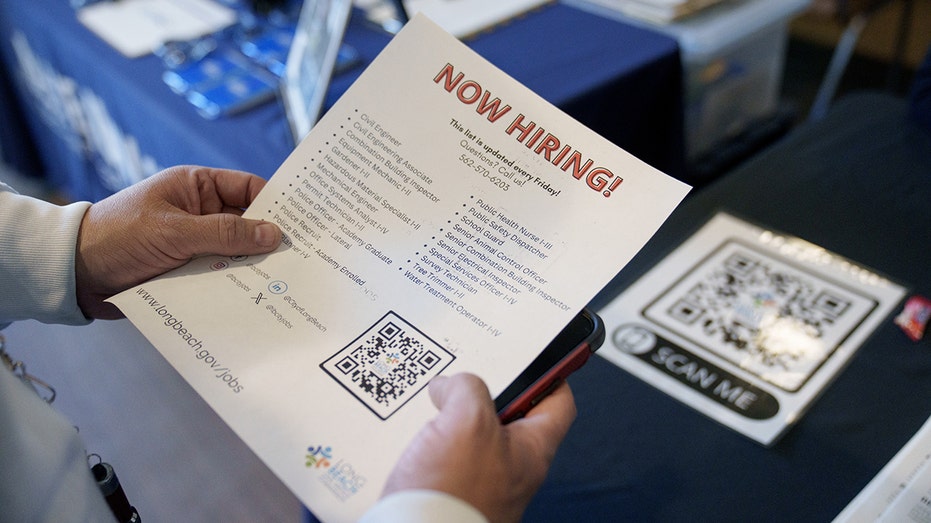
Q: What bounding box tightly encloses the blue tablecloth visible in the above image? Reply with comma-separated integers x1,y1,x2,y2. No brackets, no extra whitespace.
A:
0,1,683,202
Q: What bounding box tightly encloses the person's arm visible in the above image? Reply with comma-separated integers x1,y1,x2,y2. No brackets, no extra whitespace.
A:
362,373,576,523
0,184,115,520
3,167,281,325
1,166,281,517
0,184,91,327
3,168,573,522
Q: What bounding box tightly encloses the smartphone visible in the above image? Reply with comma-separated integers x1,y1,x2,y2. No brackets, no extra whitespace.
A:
495,308,605,423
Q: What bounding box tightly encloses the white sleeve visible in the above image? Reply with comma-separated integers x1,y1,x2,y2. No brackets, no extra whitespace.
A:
358,490,489,523
0,366,117,522
0,185,92,327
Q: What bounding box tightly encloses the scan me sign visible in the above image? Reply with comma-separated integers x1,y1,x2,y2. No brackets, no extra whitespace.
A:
612,324,780,420
596,212,907,446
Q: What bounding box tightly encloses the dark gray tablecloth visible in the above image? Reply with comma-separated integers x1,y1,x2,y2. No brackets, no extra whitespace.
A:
527,92,931,522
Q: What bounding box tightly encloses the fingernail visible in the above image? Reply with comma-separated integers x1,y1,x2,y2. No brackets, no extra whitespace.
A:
255,222,279,247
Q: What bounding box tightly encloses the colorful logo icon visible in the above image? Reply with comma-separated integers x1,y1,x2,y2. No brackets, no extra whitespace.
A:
306,445,332,469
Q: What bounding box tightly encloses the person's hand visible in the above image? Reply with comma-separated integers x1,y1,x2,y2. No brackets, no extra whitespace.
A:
75,166,281,319
382,373,576,523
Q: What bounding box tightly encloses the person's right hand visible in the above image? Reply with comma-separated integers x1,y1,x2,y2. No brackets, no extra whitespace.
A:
381,373,576,523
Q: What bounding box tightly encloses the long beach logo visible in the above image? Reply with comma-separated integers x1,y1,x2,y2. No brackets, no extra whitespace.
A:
306,445,367,501
305,445,333,469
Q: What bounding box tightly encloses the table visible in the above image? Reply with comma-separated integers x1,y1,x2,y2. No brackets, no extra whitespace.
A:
0,1,684,202
524,92,931,522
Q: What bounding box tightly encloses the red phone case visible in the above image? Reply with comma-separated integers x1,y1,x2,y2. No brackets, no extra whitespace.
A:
497,341,595,423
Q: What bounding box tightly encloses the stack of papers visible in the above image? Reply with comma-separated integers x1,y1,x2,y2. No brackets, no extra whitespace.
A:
356,0,552,37
403,0,552,37
77,0,236,58
580,0,730,24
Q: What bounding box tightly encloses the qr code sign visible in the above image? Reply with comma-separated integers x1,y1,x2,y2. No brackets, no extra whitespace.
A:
321,311,454,419
643,240,878,392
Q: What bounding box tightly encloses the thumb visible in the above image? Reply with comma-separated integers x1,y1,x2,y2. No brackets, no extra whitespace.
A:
187,214,282,256
428,373,496,422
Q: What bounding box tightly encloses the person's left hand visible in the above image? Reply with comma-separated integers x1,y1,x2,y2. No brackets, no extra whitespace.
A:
75,166,281,319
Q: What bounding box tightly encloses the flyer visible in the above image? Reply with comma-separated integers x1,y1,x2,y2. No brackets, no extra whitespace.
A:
834,414,931,522
597,212,907,446
110,15,689,521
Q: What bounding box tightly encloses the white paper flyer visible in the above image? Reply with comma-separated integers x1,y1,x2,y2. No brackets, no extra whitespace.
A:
834,414,931,522
110,15,689,521
597,212,907,446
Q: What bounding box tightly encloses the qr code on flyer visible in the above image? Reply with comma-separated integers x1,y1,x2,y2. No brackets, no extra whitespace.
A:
643,240,878,392
321,311,455,419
